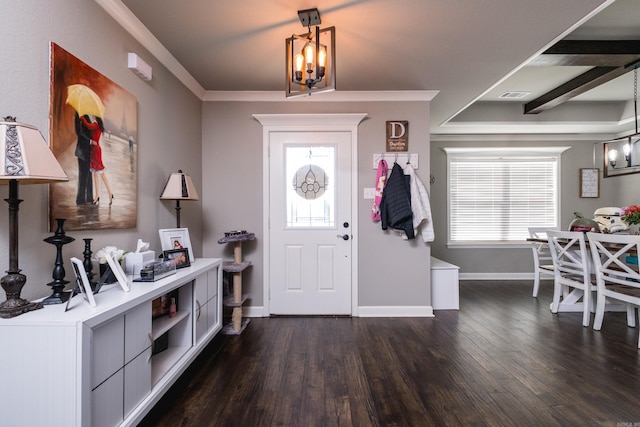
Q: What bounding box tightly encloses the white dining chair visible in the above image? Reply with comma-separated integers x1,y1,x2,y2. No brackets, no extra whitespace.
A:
587,232,640,347
528,227,558,297
547,230,596,327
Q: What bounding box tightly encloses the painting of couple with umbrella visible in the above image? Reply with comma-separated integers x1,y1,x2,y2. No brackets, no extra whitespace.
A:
49,42,137,231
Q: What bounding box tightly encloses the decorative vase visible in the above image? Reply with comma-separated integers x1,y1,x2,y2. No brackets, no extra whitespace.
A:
99,263,118,285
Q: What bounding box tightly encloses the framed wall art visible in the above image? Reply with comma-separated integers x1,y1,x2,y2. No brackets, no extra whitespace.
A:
579,168,599,198
48,42,138,231
386,120,409,152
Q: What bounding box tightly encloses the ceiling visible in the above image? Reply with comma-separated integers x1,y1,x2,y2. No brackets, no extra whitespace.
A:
104,0,640,137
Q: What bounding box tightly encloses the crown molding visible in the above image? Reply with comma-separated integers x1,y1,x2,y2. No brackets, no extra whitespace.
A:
95,0,206,98
431,133,615,142
203,90,438,102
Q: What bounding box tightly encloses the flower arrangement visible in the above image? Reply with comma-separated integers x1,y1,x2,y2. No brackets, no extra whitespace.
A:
621,205,640,226
94,246,126,264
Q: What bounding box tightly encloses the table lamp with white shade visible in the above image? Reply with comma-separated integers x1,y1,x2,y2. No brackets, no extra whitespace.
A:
0,117,68,318
160,170,199,228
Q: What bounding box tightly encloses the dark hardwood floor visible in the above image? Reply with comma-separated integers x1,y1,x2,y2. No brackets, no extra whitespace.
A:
140,281,640,426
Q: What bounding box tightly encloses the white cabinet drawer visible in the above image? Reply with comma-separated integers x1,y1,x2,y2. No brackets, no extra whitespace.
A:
207,294,219,331
194,272,208,303
195,298,208,342
125,302,152,362
92,369,124,427
124,347,152,418
208,267,219,298
92,316,124,389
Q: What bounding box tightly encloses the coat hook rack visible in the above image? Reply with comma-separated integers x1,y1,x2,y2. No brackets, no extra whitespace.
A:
372,153,419,169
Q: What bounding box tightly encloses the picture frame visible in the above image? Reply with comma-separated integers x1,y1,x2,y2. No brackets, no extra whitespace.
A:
579,168,599,198
70,257,97,307
163,248,191,269
105,251,130,292
159,228,194,262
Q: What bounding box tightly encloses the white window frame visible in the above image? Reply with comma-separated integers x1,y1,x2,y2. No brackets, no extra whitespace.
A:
443,146,570,248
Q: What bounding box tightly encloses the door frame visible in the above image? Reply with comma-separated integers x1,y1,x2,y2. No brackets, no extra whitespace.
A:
253,113,367,317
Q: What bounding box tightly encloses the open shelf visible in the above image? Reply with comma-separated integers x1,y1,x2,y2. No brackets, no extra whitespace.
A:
151,310,190,340
151,344,192,386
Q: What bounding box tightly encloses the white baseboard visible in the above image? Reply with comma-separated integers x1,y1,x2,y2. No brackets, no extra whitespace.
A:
243,306,265,318
459,272,534,281
357,306,435,317
243,305,435,318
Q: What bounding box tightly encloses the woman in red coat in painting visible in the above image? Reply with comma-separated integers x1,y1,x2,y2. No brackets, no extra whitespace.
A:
79,115,114,206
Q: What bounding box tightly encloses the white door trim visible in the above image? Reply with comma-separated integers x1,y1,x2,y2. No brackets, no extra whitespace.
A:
253,113,367,316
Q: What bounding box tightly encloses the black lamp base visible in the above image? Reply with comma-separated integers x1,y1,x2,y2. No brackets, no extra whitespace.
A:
0,271,43,319
0,299,43,319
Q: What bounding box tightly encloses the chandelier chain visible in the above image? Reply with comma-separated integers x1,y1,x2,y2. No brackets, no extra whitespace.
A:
635,68,638,134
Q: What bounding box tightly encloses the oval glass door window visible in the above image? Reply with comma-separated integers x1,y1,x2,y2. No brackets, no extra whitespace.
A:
286,145,335,228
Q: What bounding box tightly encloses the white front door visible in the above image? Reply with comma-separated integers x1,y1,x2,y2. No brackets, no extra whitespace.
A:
268,131,352,315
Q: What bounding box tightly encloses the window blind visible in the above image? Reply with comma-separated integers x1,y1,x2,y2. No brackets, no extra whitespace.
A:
449,156,558,243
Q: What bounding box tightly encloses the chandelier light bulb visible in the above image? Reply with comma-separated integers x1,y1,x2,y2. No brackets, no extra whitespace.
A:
608,148,618,167
304,44,314,71
294,54,304,71
318,47,327,79
624,142,631,158
294,53,304,81
318,47,326,67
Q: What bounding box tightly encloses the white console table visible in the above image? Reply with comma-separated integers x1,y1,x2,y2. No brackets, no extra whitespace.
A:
0,258,222,427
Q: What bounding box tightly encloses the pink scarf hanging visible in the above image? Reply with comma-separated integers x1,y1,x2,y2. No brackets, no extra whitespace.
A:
371,159,388,221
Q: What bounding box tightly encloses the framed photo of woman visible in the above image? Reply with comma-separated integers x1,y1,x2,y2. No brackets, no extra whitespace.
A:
159,228,194,262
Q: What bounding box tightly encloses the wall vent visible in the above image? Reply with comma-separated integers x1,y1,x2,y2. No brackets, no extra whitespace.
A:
498,91,530,99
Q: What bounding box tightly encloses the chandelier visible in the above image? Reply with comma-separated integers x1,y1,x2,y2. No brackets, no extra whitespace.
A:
604,67,640,176
286,8,336,97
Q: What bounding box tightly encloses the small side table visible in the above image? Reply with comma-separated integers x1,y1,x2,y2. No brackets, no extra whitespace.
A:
218,232,254,334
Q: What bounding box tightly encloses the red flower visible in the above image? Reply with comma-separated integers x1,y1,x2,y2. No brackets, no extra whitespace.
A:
622,205,640,225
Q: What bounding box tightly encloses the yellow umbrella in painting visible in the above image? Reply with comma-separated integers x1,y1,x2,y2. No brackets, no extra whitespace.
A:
65,84,105,118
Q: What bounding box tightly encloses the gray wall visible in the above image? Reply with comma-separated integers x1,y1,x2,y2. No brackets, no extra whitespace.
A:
202,101,433,309
0,1,203,301
429,137,639,277
6,1,633,308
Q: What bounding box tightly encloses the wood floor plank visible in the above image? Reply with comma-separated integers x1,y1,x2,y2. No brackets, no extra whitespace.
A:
141,280,640,426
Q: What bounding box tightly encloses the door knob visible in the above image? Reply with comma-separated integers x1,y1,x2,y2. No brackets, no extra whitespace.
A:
337,234,349,240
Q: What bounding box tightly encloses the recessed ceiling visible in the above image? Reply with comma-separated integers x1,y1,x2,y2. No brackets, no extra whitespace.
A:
109,0,640,136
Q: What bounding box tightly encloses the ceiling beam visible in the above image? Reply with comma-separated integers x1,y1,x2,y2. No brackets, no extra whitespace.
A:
524,40,640,114
524,66,624,114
